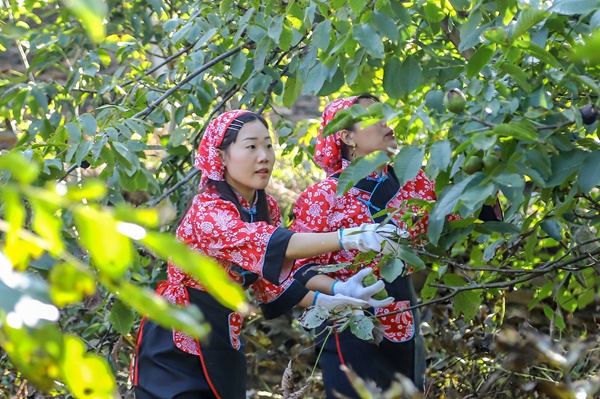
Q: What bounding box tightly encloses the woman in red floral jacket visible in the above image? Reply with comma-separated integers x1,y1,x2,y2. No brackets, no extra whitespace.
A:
290,95,500,397
132,109,403,399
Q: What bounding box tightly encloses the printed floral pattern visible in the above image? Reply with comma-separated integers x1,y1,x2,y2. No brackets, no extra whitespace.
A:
160,185,289,355
229,313,244,350
194,109,252,186
375,301,414,342
314,96,359,176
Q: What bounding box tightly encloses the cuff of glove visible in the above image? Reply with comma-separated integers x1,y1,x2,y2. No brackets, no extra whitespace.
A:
312,291,321,306
338,229,345,250
331,280,339,295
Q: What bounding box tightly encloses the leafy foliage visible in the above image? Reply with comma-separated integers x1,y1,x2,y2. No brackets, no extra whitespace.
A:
1,0,600,397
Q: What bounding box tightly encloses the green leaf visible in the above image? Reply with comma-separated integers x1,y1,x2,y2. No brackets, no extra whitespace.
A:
398,56,422,96
467,44,496,78
72,205,132,279
442,274,482,321
491,120,538,141
283,77,302,109
397,246,426,271
372,11,399,42
29,196,64,256
570,30,600,65
49,262,96,307
337,151,390,196
140,232,247,312
109,300,135,335
483,238,505,262
301,63,328,95
0,152,39,184
313,20,332,50
107,280,209,339
429,140,452,172
77,113,97,137
297,306,328,329
549,0,600,15
393,145,424,187
512,7,549,39
545,149,587,187
383,57,403,99
421,272,438,302
428,174,478,245
60,0,107,43
540,220,563,241
515,41,562,68
349,313,374,341
500,62,533,93
380,257,406,282
352,24,384,58
578,151,600,193
61,335,117,399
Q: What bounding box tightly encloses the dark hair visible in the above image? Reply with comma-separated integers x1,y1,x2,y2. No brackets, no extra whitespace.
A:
341,94,381,160
210,112,273,224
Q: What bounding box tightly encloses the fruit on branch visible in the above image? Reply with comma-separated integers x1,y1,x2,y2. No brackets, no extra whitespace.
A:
462,155,484,174
580,104,598,125
483,153,500,170
443,88,466,114
362,270,388,300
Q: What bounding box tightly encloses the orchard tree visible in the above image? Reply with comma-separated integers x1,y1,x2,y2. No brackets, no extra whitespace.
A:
1,0,600,398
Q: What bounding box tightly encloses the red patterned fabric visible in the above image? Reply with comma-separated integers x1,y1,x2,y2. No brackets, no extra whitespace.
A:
162,185,292,355
194,109,252,186
292,168,437,276
314,96,359,176
375,301,414,342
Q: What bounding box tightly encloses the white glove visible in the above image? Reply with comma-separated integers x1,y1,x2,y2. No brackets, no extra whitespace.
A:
314,292,369,312
338,223,408,255
332,268,395,308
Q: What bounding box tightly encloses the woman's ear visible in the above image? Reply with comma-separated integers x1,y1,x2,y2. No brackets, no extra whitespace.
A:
217,149,226,166
340,130,354,146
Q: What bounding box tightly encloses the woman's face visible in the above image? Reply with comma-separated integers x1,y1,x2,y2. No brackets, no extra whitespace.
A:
346,98,397,158
221,119,275,202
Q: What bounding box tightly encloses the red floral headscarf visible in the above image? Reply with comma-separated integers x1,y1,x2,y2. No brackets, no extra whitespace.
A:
194,110,253,187
314,96,359,176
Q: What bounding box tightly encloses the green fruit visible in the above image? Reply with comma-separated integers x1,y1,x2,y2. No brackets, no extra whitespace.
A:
463,155,484,174
482,153,500,170
362,272,388,301
443,88,467,114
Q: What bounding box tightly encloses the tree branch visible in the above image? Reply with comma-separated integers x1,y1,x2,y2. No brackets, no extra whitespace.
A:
133,41,252,119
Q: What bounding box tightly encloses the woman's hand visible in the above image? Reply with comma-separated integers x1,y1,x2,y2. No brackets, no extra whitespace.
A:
338,223,408,255
332,268,395,308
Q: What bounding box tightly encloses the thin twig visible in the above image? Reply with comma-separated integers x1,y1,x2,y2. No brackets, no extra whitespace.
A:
133,42,251,119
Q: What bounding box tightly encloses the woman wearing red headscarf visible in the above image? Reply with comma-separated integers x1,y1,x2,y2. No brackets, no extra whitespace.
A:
131,110,404,399
290,95,501,397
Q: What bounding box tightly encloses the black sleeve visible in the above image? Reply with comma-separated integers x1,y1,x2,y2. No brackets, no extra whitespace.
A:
258,280,310,319
261,227,295,285
293,262,321,285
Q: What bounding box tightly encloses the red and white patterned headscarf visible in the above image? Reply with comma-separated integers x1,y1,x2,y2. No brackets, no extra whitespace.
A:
194,110,253,187
314,96,359,176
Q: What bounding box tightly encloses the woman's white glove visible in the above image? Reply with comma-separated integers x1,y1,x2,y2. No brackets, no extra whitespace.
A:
338,223,407,255
332,268,395,308
314,292,369,311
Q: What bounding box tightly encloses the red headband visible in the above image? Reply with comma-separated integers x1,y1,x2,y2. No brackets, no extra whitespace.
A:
314,96,359,175
194,110,253,187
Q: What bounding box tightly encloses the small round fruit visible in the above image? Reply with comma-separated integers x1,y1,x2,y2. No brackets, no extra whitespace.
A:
580,104,598,125
443,88,467,114
483,153,500,170
362,272,388,301
463,156,484,174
